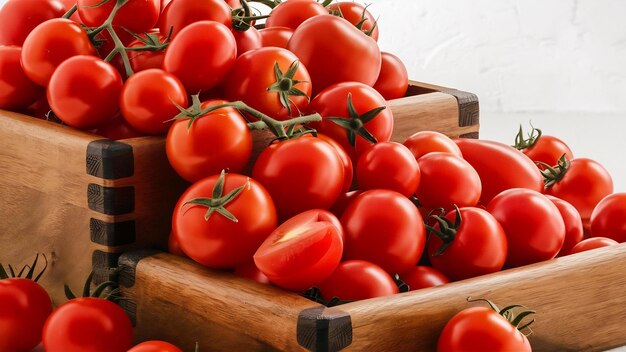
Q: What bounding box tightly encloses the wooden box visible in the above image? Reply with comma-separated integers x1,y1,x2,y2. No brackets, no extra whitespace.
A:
0,81,478,304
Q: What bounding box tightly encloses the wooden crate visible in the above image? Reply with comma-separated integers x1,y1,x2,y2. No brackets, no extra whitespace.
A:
0,81,478,305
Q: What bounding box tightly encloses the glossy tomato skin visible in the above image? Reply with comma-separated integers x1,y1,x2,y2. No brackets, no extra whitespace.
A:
94,113,144,140
590,193,626,242
416,152,481,211
43,298,133,352
0,46,44,110
401,266,449,291
167,231,187,257
126,32,168,73
232,27,262,57
265,0,328,30
329,190,362,218
120,68,188,134
341,190,425,275
308,82,393,160
0,278,52,352
522,134,573,169
488,188,565,267
172,173,277,268
317,134,353,192
317,260,398,301
163,21,236,93
259,26,294,48
545,158,613,221
48,55,122,129
569,237,618,255
78,0,160,33
128,341,182,352
373,52,408,100
455,138,543,205
224,47,312,120
288,15,381,94
437,307,532,352
356,142,420,197
234,261,271,285
545,195,584,256
328,2,378,40
427,207,507,281
403,131,462,160
254,209,344,291
21,18,96,86
0,0,66,46
166,99,252,182
158,0,232,37
252,137,344,220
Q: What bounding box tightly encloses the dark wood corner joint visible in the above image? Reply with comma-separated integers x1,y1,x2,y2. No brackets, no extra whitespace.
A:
297,306,353,352
87,184,135,215
86,139,134,180
440,89,480,128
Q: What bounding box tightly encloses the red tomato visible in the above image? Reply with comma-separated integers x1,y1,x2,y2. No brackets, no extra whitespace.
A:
590,193,626,242
438,306,532,352
288,15,381,94
488,188,565,267
254,209,344,291
0,46,44,110
252,137,344,220
329,190,362,218
545,195,584,256
308,82,393,160
158,0,232,37
78,0,159,33
166,99,252,182
373,52,408,100
224,0,240,8
42,298,133,352
234,261,271,285
341,189,425,274
167,231,187,257
328,2,379,41
21,18,96,86
48,55,122,129
265,0,328,30
401,266,449,291
128,341,182,352
515,128,573,169
455,138,543,205
317,134,353,192
163,21,236,93
94,113,144,140
125,32,168,73
317,260,398,301
232,27,262,56
0,0,66,46
0,278,52,351
356,141,420,197
120,68,188,135
403,131,462,160
58,0,83,22
569,237,618,255
416,152,481,211
545,158,613,221
259,26,294,48
172,172,277,268
224,47,312,120
427,207,507,281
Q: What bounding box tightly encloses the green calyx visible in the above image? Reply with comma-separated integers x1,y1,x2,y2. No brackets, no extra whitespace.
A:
267,61,310,117
538,154,570,188
467,297,536,336
183,170,247,223
328,2,378,37
327,93,384,147
513,123,542,150
0,253,48,282
64,271,121,302
424,206,462,256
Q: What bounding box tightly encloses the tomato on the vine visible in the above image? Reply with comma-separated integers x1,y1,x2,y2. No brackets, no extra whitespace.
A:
78,0,160,34
125,32,169,73
403,131,462,160
590,193,626,242
158,0,232,37
317,260,399,301
265,0,328,30
0,46,43,110
0,0,66,46
513,126,573,169
259,26,293,48
356,141,420,197
328,1,379,41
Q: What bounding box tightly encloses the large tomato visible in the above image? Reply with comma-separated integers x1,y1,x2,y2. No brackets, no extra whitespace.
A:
341,189,425,275
42,298,133,352
328,1,379,40
265,0,328,30
288,15,381,94
78,0,160,33
224,47,312,120
21,18,96,86
158,0,231,37
48,55,122,129
172,172,277,268
488,188,565,267
545,195,584,256
401,266,449,291
0,46,44,110
317,260,398,301
259,26,294,48
254,209,344,291
455,138,543,205
403,131,462,160
163,21,236,93
373,52,408,100
252,136,344,220
356,141,420,197
590,193,626,242
166,99,252,182
128,341,182,352
0,0,66,46
308,82,393,160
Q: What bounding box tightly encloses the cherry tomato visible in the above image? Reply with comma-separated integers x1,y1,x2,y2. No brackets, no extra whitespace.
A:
172,172,277,268
125,32,168,73
328,2,379,41
488,188,565,267
252,136,344,220
265,0,328,30
341,189,425,275
166,99,252,182
545,195,584,256
0,46,44,110
288,15,381,94
254,209,344,291
0,278,52,352
232,27,262,56
48,55,122,129
163,21,236,93
158,0,232,37
167,231,187,257
128,341,182,352
356,141,420,197
590,193,626,242
234,261,271,285
427,207,507,281
224,47,312,120
21,18,96,86
515,128,573,169
0,0,66,46
259,26,293,48
94,113,144,140
403,131,462,160
569,237,618,255
329,190,362,218
317,260,398,301
401,266,449,291
308,82,393,160
42,298,133,352
373,52,408,100
120,68,188,135
317,134,353,192
78,0,160,33
455,138,543,205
